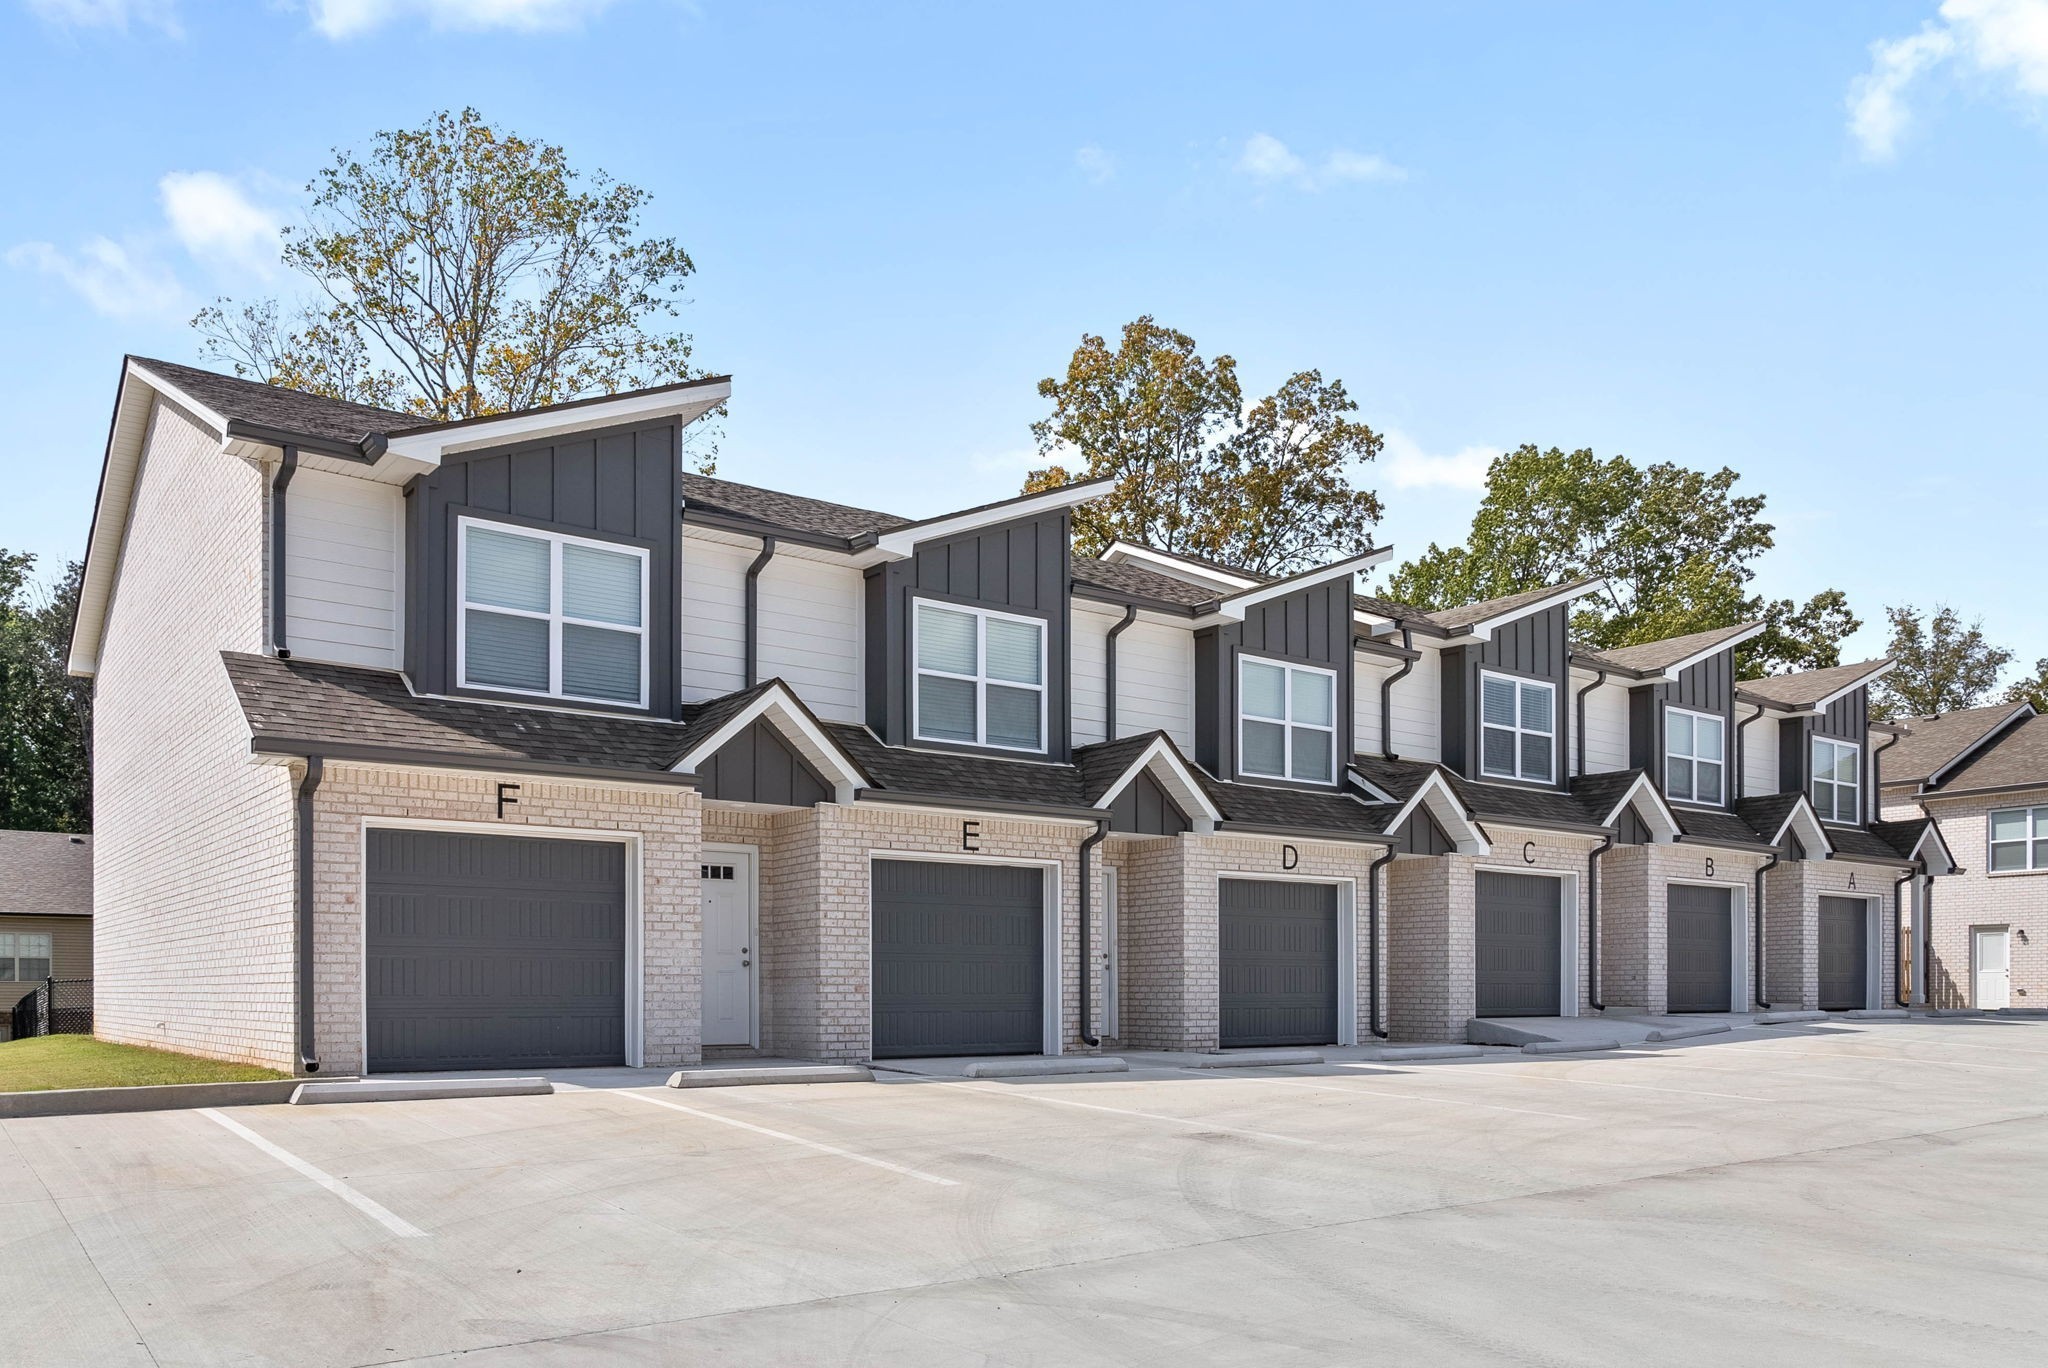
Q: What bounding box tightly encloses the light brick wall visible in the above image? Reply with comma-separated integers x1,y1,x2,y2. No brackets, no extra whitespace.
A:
92,399,299,1069
1387,826,1603,1042
310,765,702,1074
1762,856,1901,1011
1896,788,2048,1009
1598,843,1767,1013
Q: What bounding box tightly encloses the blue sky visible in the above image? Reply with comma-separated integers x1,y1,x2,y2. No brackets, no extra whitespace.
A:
2,1,2042,675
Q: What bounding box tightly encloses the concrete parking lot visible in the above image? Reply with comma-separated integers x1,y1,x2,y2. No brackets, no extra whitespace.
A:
4,1018,2046,1367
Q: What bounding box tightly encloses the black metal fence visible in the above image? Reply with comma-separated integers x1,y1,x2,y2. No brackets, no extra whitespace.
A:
7,978,93,1041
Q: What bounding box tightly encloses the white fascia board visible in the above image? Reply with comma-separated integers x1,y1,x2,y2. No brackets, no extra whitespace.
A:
1214,549,1393,621
383,380,732,466
1383,770,1490,856
1598,772,1682,843
1900,820,1958,874
872,478,1115,560
1657,622,1767,681
1809,660,1897,712
1462,580,1608,639
1346,769,1400,804
1103,541,1260,590
1092,736,1225,826
1768,797,1832,857
672,683,870,804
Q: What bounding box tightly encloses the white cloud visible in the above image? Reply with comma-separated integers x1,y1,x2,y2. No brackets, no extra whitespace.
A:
159,171,282,278
1234,133,1407,190
304,0,618,38
23,0,180,35
5,237,185,319
1849,0,2048,160
1380,428,1496,492
1074,144,1116,185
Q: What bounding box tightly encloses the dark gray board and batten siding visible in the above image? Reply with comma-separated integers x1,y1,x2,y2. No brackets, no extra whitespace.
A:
694,719,832,807
1777,686,1871,816
864,512,1073,759
1630,649,1737,804
1440,604,1570,787
405,420,684,718
1193,579,1354,786
1108,768,1192,836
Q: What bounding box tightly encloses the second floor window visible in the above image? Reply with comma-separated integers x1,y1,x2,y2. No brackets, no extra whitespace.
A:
458,519,648,707
1990,806,2048,872
1811,736,1861,823
914,601,1046,752
0,932,52,982
1665,707,1725,805
1239,657,1336,783
1481,672,1555,783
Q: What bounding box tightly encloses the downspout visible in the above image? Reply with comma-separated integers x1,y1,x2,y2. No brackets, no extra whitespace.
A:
295,756,324,1073
271,444,299,659
1078,817,1111,1048
1379,623,1415,757
1753,848,1780,1009
1105,604,1138,741
1572,664,1607,779
1733,700,1767,800
1587,832,1614,1012
1367,846,1397,1038
1870,728,1903,824
743,536,778,687
1894,859,1922,1007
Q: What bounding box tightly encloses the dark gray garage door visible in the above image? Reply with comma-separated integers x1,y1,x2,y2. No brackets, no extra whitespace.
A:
1819,896,1869,1011
366,829,627,1072
872,860,1043,1058
1219,879,1340,1048
1666,884,1733,1013
1476,871,1561,1016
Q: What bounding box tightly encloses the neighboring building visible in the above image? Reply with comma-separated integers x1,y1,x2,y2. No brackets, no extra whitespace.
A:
1879,702,2043,1010
69,356,1932,1075
0,830,94,1031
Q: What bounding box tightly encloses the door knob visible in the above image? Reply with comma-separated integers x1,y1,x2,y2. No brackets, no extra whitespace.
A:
741,959,751,967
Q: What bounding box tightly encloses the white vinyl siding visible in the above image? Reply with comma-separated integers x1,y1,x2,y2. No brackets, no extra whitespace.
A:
1812,736,1861,823
680,531,865,723
1072,611,1193,750
1741,711,1778,799
282,468,403,669
1239,656,1337,783
1072,603,1113,747
1480,671,1556,783
1665,706,1726,805
1577,675,1630,775
1988,805,2048,872
1354,647,1442,761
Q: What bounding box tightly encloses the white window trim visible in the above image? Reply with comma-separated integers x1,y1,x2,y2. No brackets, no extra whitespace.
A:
0,931,53,982
1479,670,1557,784
455,516,650,710
1988,804,2048,873
911,599,1050,754
1664,705,1727,806
1811,735,1861,825
1236,654,1340,785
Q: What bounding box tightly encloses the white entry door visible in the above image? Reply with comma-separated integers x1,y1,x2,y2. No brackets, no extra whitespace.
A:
702,848,757,1047
1974,928,2011,1010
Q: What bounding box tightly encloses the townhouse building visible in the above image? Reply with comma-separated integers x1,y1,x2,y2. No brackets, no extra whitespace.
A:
69,357,1946,1074
1879,702,2044,1010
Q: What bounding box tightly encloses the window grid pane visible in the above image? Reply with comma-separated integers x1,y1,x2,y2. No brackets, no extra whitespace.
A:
916,605,978,675
1291,670,1334,727
917,673,978,742
465,526,551,612
562,624,642,703
465,609,551,692
1242,719,1287,777
561,543,642,626
984,617,1043,685
1242,661,1287,720
985,683,1042,750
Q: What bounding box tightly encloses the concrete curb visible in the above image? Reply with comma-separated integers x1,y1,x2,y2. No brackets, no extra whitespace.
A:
1844,1009,1909,1020
1353,1045,1486,1062
668,1065,873,1088
1931,1008,1986,1018
1522,1038,1622,1055
0,1078,303,1118
962,1057,1127,1079
1998,1008,2048,1018
1645,1023,1732,1042
1180,1049,1324,1069
291,1078,551,1104
1467,1020,1552,1047
1755,1010,1828,1025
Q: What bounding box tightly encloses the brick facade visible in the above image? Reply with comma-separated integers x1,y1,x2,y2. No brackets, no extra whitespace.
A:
1598,842,1768,1014
1761,856,1901,1011
1890,787,2048,1009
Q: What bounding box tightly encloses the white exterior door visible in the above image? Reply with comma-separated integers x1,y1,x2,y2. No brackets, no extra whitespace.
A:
702,849,757,1047
1974,928,2011,1010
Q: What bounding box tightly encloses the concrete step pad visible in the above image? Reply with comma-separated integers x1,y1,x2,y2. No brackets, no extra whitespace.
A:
667,1065,874,1088
1844,1009,1909,1020
1467,1020,1554,1047
1645,1023,1732,1042
1352,1045,1487,1062
291,1078,551,1104
1180,1049,1324,1069
1522,1038,1622,1055
962,1057,1128,1079
1756,1010,1828,1025
1931,1008,1987,1018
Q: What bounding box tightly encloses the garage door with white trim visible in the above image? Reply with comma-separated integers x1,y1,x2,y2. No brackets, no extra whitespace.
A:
1476,871,1561,1016
1819,895,1869,1011
872,860,1043,1058
1666,884,1733,1013
365,829,628,1072
1219,879,1339,1048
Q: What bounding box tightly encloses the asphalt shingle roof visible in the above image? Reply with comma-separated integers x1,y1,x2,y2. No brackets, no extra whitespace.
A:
134,356,414,447
1737,659,1890,709
1927,712,2048,797
680,473,910,541
1882,703,2035,788
1825,823,1915,864
1568,770,1645,823
1071,556,1223,609
1869,817,1938,863
1677,807,1775,848
1203,780,1397,836
1351,754,1602,831
1572,621,1761,676
0,830,92,918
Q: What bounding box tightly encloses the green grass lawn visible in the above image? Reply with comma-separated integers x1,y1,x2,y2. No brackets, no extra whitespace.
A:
0,1035,289,1092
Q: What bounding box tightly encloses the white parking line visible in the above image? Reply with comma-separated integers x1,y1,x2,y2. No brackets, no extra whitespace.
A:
199,1108,427,1239
935,1079,1315,1146
1223,1072,1590,1121
612,1089,958,1186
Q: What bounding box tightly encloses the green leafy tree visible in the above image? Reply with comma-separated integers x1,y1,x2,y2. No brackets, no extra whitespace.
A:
1382,445,1856,676
1872,604,2013,718
2003,659,2048,714
194,107,716,465
1025,317,1382,575
0,553,92,832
